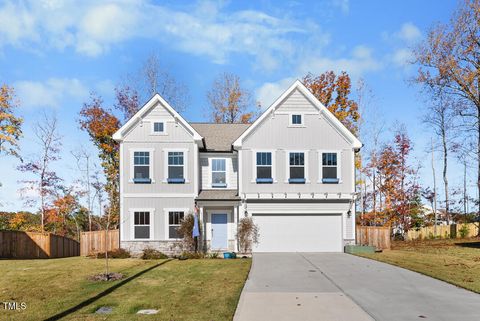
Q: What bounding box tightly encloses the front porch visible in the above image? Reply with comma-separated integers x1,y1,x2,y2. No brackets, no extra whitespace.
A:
196,190,241,253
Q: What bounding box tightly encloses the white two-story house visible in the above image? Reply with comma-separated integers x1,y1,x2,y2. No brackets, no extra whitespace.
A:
113,80,362,254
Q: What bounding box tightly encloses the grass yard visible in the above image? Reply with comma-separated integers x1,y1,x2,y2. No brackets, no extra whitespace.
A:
0,256,251,321
357,238,480,293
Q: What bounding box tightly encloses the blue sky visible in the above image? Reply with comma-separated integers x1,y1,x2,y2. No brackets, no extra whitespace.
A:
0,0,466,212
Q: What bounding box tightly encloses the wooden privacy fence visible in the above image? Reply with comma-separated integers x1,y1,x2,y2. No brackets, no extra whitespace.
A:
80,229,119,256
406,223,479,241
0,231,79,259
356,226,391,250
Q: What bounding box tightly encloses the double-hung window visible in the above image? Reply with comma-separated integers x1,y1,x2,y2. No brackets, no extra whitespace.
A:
168,211,184,239
289,152,305,183
168,151,185,183
133,151,151,183
211,159,227,188
322,152,339,183
134,211,150,239
256,152,273,183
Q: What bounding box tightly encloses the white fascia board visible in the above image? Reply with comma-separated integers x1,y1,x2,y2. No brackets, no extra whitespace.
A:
233,79,362,150
113,94,203,144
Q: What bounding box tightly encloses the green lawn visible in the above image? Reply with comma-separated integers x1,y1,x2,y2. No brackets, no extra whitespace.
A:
357,238,480,293
0,256,251,321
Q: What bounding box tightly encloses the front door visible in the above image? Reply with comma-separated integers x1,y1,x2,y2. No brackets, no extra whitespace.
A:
211,213,228,250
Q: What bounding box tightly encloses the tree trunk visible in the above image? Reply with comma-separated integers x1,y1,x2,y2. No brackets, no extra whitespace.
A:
432,139,438,236
372,169,376,224
477,107,480,236
464,160,468,215
442,127,450,224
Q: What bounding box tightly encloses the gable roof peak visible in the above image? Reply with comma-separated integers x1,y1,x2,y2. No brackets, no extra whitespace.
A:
232,79,362,149
112,93,202,142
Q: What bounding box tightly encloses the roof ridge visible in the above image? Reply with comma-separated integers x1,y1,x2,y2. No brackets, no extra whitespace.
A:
190,122,251,125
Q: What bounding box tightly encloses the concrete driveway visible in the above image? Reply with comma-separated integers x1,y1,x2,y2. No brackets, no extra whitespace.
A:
234,253,480,321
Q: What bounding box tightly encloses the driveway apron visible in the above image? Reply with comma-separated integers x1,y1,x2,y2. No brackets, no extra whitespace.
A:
234,253,373,321
234,253,480,321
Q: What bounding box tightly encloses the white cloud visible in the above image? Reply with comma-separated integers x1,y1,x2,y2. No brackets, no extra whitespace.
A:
331,0,349,14
256,77,296,109
392,48,413,67
77,3,139,56
0,1,317,70
15,78,88,109
397,22,421,43
299,45,382,77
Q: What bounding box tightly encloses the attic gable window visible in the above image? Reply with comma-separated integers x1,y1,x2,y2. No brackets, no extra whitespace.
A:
151,121,166,135
289,114,304,127
153,122,164,132
292,114,302,124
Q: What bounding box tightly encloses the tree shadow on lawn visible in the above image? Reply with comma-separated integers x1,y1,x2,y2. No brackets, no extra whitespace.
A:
455,242,480,249
44,259,172,321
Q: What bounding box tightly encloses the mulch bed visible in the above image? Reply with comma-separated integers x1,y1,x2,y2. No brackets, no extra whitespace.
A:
88,272,124,282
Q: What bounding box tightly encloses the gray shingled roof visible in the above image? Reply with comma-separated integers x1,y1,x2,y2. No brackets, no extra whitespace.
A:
196,190,240,200
191,123,250,151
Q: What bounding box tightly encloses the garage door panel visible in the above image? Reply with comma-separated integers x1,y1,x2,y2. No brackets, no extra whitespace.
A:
252,214,342,252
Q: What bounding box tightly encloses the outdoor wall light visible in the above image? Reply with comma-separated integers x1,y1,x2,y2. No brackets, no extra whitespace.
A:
347,210,351,218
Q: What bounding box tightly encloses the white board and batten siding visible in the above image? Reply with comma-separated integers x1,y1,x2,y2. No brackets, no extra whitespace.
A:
239,83,358,252
119,100,198,243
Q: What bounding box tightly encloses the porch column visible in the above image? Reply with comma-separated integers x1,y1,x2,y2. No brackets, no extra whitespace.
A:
200,206,206,251
234,205,238,252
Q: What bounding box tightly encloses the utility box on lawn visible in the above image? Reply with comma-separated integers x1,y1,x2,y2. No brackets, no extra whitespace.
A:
345,245,376,254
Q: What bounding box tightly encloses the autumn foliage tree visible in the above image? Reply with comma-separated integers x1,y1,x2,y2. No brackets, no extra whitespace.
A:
45,191,82,237
79,94,120,227
303,71,360,134
0,84,23,159
376,129,420,234
207,72,259,123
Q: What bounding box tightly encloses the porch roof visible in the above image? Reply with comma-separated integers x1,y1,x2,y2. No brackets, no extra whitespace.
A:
196,189,240,201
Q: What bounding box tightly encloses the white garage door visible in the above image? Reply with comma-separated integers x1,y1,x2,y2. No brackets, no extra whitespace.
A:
252,214,343,252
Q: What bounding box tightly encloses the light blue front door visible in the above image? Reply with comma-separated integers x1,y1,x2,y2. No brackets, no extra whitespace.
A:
211,213,228,249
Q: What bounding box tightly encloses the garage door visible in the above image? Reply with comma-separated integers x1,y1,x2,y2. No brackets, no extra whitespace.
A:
252,214,343,252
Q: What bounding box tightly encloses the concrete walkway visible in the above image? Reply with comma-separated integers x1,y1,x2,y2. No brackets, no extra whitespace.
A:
234,253,480,321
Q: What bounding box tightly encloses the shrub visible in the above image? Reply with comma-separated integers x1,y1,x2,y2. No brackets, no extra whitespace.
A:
459,224,470,238
392,232,404,241
237,217,259,253
141,248,168,260
176,213,196,252
95,248,131,259
208,252,220,259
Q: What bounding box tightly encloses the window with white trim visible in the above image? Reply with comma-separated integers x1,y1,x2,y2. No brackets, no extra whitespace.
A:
289,152,305,183
322,152,339,183
134,211,150,239
168,211,184,239
211,159,226,188
133,151,151,183
153,122,164,133
292,114,302,125
256,152,272,183
168,151,184,183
